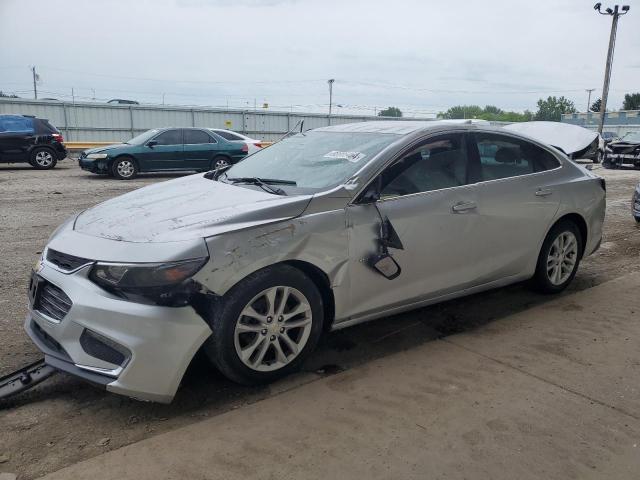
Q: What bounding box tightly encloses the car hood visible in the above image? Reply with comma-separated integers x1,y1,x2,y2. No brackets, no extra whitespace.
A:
503,121,598,157
82,143,130,155
74,174,312,243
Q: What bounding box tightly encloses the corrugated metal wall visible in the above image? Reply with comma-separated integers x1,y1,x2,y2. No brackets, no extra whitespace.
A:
0,99,428,142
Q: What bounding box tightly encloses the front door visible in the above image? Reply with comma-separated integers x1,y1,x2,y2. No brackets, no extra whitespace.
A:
139,128,184,170
345,132,483,321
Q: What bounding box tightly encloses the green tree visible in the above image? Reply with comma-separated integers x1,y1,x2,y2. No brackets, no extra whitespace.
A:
438,105,484,119
0,91,19,98
622,93,640,110
438,105,532,122
534,96,576,121
590,98,602,113
378,106,403,117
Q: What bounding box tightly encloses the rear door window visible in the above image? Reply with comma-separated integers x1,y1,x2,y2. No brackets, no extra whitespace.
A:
0,116,34,134
184,129,214,144
153,129,183,145
473,133,560,181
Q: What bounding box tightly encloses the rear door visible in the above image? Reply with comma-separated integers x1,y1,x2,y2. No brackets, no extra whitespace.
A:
140,129,184,170
183,129,217,170
0,116,35,162
469,131,562,282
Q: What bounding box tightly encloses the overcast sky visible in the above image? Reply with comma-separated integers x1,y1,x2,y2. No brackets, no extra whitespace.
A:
1,0,638,117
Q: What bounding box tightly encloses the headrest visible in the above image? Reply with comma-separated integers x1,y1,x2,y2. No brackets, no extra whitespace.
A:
494,147,520,163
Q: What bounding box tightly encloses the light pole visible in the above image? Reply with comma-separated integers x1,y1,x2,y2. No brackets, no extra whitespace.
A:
585,88,595,111
328,79,335,116
593,3,630,133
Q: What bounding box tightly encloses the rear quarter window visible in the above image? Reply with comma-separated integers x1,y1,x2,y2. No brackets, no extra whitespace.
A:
33,118,59,134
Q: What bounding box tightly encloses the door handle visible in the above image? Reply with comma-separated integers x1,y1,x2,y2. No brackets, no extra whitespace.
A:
535,188,553,197
452,201,477,213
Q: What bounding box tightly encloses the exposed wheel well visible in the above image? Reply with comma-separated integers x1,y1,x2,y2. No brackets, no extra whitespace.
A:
550,213,588,257
30,145,55,156
283,260,335,332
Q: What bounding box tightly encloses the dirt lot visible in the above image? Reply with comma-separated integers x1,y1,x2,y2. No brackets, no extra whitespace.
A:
1,159,639,479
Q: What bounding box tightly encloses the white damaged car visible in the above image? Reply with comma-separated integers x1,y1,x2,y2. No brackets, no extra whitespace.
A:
26,121,606,402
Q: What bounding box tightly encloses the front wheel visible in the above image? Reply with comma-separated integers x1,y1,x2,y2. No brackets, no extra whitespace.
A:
111,157,138,180
203,265,324,385
30,148,57,169
531,220,582,294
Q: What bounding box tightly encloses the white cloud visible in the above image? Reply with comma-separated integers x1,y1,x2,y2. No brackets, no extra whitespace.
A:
0,0,638,115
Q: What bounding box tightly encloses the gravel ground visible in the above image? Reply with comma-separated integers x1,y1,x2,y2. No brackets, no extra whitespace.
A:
1,158,639,479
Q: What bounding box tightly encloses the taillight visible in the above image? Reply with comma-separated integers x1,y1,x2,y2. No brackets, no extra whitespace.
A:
241,143,249,153
52,133,64,143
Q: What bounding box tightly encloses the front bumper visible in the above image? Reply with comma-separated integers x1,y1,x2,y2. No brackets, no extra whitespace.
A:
26,261,212,403
78,157,110,174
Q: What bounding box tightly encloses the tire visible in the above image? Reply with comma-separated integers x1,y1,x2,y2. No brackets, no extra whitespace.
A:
593,150,603,164
203,264,324,386
531,220,583,294
111,157,138,180
30,147,57,170
212,156,230,170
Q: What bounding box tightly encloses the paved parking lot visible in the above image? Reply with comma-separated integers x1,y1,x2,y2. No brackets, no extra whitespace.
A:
1,159,639,479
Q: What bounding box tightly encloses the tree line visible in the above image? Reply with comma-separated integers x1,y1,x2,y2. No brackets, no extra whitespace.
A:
377,92,640,122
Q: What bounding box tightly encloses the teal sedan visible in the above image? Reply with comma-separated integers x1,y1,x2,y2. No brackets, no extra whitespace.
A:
79,127,248,179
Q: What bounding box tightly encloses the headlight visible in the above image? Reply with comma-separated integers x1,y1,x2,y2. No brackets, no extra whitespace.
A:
89,258,208,293
87,153,109,159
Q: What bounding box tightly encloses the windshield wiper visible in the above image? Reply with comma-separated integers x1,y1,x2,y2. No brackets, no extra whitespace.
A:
226,177,296,196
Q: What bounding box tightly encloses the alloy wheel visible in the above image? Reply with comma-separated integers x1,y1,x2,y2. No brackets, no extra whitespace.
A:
34,150,53,167
215,158,229,169
233,286,313,372
546,231,578,285
116,160,135,178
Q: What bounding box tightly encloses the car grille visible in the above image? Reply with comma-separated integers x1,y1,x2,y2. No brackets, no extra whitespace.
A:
35,282,73,321
46,249,92,272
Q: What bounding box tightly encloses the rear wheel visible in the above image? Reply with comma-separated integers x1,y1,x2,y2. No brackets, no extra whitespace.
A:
212,156,230,170
111,157,137,180
532,220,582,294
203,265,324,385
30,148,57,169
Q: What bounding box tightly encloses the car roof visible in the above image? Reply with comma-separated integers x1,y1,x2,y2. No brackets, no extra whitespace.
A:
315,120,490,135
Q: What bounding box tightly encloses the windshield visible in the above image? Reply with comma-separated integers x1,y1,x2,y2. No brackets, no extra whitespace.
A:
224,130,399,190
126,129,160,145
619,132,640,143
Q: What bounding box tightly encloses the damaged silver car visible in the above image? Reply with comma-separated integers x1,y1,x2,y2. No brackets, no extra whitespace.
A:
25,121,606,402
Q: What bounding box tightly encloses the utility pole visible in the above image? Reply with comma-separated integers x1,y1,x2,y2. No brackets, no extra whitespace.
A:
593,3,630,133
31,66,38,99
328,79,335,115
585,88,595,111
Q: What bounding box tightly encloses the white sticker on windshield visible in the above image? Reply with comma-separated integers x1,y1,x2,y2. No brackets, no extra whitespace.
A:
322,151,366,163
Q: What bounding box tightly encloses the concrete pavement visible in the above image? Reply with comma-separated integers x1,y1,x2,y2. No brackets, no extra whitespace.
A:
39,273,640,480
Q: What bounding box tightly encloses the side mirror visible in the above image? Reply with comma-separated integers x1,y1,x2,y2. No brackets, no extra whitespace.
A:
368,253,402,280
147,140,158,148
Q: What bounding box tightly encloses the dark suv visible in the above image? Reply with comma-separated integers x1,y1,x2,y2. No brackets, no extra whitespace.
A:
0,115,67,169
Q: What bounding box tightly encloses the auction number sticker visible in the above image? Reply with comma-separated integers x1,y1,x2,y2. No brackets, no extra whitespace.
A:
322,151,366,163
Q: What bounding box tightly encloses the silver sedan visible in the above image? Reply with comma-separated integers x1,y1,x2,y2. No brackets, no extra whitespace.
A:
26,121,606,402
